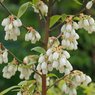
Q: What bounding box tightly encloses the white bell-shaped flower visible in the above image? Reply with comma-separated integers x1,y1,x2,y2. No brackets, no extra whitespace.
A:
25,27,41,43
2,49,8,63
1,15,22,41
33,0,48,17
86,1,93,9
18,65,33,80
2,63,17,79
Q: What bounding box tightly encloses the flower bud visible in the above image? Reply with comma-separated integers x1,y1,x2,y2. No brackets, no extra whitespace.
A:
86,1,93,9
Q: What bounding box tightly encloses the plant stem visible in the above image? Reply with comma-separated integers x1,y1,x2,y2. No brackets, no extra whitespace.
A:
0,2,12,15
42,0,52,95
47,74,68,91
42,74,47,95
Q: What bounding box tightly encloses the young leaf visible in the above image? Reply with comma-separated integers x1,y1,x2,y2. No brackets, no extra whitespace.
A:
31,47,46,54
17,2,30,18
47,73,58,78
73,16,80,21
73,0,82,5
0,86,20,95
50,15,62,28
61,14,67,22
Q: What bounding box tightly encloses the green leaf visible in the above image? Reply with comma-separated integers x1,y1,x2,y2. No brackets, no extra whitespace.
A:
61,14,67,22
18,80,36,86
17,2,30,18
31,47,46,54
73,0,82,5
0,86,20,95
73,16,80,21
47,73,58,78
50,15,62,28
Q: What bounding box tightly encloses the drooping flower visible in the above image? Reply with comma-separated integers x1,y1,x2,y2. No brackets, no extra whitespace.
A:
47,37,60,48
0,48,8,64
78,14,95,33
86,0,93,9
61,70,92,95
25,27,41,44
18,64,33,80
32,0,48,17
1,15,22,41
61,17,79,50
37,45,73,75
2,59,18,79
23,55,38,64
37,54,48,74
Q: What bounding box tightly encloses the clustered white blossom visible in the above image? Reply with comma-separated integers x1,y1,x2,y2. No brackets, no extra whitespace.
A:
18,64,33,80
78,14,95,33
2,59,17,79
61,20,79,50
33,0,48,17
25,27,41,44
0,48,8,64
0,1,94,94
86,0,93,9
37,45,73,75
62,70,92,95
1,15,22,41
2,55,38,80
47,46,73,74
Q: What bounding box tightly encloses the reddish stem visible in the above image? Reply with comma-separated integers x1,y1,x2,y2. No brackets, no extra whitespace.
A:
42,74,47,95
42,0,52,95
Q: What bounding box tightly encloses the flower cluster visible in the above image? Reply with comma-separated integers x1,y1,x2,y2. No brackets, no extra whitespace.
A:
2,59,17,79
37,45,73,75
2,55,38,79
86,0,93,9
18,64,33,80
61,19,79,50
0,48,8,64
33,0,48,17
78,14,95,33
62,70,92,95
25,27,41,44
1,15,22,41
47,46,73,74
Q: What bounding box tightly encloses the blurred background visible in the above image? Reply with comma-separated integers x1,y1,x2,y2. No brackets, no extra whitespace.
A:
0,0,95,95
